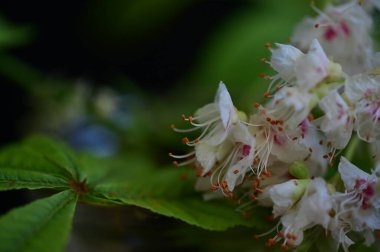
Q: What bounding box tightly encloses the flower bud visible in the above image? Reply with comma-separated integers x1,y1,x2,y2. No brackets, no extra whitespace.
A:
289,161,310,179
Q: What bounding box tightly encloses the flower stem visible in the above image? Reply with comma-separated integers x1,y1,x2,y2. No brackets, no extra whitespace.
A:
328,136,360,189
344,135,360,161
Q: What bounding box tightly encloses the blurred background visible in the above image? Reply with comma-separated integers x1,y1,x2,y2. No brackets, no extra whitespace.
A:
0,0,317,251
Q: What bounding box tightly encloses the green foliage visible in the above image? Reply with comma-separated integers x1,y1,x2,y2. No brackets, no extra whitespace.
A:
0,136,76,191
0,190,77,252
0,135,269,251
95,167,268,231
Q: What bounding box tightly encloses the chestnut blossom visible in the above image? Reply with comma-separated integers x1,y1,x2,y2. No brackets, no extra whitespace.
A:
264,178,333,248
291,3,374,74
171,82,256,193
270,39,331,90
319,90,354,149
345,74,380,142
332,157,380,250
248,109,314,176
170,2,380,249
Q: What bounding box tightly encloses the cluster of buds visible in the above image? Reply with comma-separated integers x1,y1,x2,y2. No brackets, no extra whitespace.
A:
170,1,380,251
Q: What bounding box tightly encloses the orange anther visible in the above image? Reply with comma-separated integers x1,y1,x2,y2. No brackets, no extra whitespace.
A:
264,92,272,98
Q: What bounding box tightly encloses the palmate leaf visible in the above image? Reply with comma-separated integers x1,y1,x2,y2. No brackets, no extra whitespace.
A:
0,190,77,252
93,167,268,231
0,135,83,191
0,135,268,234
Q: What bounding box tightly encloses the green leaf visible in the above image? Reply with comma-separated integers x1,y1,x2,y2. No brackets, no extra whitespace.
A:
92,167,268,231
0,190,77,252
0,136,82,191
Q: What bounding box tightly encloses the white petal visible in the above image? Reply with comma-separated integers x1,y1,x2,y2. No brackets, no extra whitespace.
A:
338,157,370,190
269,179,309,217
215,82,236,130
295,39,329,89
319,90,353,149
270,43,304,81
225,124,255,191
345,74,378,103
195,141,233,175
194,103,218,124
195,144,218,175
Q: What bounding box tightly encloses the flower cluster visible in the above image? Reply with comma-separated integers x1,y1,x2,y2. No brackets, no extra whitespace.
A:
170,1,380,251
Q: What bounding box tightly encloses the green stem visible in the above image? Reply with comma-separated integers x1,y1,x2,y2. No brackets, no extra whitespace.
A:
343,135,360,161
328,136,360,188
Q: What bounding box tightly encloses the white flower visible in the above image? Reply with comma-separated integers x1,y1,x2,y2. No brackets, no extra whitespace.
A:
345,74,380,142
248,110,314,175
270,39,330,90
332,157,380,250
170,82,239,164
269,179,310,217
270,44,304,83
215,123,256,192
292,3,374,74
194,123,255,193
171,82,256,193
191,81,239,146
265,178,333,248
268,87,312,129
319,90,354,149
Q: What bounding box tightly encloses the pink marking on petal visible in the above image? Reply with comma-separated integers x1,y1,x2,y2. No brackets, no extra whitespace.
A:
242,144,251,156
340,21,350,37
273,134,286,145
364,185,375,197
324,26,338,41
